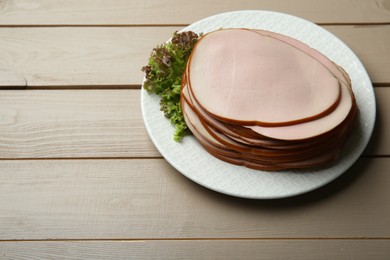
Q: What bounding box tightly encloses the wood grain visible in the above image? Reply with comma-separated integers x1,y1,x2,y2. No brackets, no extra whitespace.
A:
0,89,159,158
0,0,389,25
0,157,389,240
0,88,388,159
0,26,389,87
0,69,26,88
0,240,389,260
0,27,176,87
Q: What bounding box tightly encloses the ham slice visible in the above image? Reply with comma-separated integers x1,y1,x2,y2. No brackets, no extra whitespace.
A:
182,81,342,150
182,94,347,170
182,83,354,162
251,29,351,87
180,28,358,171
188,28,341,126
247,78,354,140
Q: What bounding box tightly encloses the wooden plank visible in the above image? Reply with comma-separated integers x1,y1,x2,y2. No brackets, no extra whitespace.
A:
0,0,389,25
0,26,389,87
0,27,177,87
0,88,388,159
365,87,390,155
0,157,389,240
0,240,389,260
0,69,26,88
0,89,159,158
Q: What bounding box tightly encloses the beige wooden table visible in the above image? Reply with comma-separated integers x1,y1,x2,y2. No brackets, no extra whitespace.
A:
0,0,390,259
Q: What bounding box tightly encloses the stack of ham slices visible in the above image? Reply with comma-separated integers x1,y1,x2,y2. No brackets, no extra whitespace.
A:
180,28,358,171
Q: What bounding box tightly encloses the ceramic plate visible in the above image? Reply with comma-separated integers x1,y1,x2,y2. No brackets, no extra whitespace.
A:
141,10,376,199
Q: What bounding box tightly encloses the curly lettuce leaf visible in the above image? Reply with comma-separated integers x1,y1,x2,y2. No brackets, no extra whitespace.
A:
142,31,200,141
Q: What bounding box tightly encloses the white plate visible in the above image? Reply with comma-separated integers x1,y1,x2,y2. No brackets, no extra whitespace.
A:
141,10,376,199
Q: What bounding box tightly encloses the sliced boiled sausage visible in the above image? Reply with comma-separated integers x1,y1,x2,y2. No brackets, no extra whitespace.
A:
180,28,358,171
188,28,341,126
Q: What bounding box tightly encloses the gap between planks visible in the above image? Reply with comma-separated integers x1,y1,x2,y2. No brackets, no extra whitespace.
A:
0,24,187,28
0,155,387,161
0,157,163,161
1,237,390,243
0,23,390,28
0,84,141,90
1,83,388,90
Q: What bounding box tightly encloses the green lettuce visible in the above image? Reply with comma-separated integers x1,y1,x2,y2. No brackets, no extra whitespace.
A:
142,31,200,141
